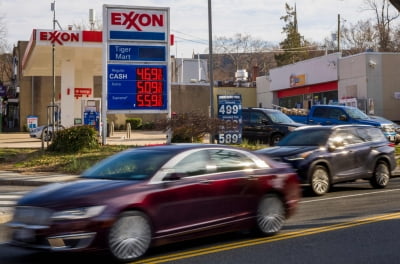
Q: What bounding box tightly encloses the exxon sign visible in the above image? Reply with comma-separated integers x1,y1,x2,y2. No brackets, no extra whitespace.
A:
107,8,167,41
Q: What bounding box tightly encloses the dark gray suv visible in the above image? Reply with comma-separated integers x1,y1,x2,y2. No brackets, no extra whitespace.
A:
242,108,303,146
256,125,397,195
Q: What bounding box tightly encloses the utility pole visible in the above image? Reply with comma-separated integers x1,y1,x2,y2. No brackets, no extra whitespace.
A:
337,14,340,52
51,1,56,132
208,0,214,143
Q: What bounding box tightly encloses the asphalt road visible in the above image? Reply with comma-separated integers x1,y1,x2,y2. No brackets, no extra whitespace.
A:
1,178,400,263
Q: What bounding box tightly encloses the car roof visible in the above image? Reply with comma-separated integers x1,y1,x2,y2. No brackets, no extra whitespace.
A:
243,107,280,113
129,143,245,153
314,105,357,109
294,124,374,131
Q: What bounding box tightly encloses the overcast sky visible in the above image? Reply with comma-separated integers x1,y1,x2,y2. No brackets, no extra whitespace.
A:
0,0,394,57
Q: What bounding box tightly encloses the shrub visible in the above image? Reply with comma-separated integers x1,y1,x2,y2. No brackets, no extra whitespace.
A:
142,121,155,130
126,118,142,130
155,111,225,143
47,125,100,153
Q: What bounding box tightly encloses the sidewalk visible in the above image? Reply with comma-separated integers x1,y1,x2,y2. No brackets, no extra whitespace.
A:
0,130,168,148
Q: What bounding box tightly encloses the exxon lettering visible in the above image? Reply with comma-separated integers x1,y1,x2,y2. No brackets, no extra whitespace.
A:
111,11,164,31
40,31,80,45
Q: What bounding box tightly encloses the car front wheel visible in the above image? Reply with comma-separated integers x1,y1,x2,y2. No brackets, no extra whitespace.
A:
370,160,390,188
108,211,152,262
270,134,283,146
256,194,285,236
42,130,53,142
310,165,330,196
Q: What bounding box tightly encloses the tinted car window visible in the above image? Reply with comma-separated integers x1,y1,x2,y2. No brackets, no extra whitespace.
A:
313,107,328,118
328,108,344,120
265,111,296,123
250,112,266,124
345,107,370,119
173,150,209,176
82,149,172,180
331,129,364,145
356,127,387,142
209,149,256,172
277,129,331,146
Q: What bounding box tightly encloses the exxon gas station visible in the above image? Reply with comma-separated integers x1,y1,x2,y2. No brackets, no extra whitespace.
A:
21,5,171,142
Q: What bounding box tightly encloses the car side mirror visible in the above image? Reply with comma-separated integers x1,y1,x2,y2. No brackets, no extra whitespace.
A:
339,115,347,121
327,143,336,152
164,172,187,181
261,119,269,125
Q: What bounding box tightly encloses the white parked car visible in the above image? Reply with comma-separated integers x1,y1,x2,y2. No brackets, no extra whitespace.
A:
29,124,64,141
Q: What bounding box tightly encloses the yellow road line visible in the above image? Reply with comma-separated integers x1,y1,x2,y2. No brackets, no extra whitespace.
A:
131,212,400,264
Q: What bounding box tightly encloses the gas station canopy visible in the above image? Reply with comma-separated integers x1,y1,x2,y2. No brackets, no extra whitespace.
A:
22,29,103,76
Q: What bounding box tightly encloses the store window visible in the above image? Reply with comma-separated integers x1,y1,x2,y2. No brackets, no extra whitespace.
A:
279,91,338,109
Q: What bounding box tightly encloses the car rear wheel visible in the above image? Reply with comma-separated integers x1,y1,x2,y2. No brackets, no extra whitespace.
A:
370,160,390,188
256,194,285,236
108,211,152,262
310,165,330,196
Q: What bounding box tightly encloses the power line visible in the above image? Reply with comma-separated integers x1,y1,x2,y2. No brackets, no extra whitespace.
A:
174,35,208,45
171,29,208,42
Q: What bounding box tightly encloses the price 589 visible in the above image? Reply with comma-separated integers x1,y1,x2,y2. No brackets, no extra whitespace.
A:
218,133,241,144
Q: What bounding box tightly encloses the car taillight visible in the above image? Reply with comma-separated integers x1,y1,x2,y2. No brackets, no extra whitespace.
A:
388,142,396,147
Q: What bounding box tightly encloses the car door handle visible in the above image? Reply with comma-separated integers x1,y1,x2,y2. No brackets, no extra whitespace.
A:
200,179,212,184
247,175,259,181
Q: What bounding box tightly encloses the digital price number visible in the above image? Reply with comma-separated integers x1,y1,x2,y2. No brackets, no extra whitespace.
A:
218,104,240,115
218,133,242,144
135,67,164,107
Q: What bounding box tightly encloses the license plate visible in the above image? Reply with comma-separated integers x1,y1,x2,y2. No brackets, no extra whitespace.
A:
14,228,35,242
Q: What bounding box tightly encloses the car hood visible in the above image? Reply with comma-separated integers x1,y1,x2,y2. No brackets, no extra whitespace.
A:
277,122,304,127
257,146,318,157
356,119,383,126
17,179,143,207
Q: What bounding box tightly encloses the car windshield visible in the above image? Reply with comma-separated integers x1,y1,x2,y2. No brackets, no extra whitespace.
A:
277,129,331,146
266,111,295,123
81,149,173,180
345,107,369,120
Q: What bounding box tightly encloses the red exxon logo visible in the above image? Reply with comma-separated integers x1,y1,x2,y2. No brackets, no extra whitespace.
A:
39,31,80,45
111,11,164,31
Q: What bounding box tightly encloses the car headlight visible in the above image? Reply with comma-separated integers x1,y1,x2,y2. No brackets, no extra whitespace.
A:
51,205,106,220
284,151,312,161
288,126,297,132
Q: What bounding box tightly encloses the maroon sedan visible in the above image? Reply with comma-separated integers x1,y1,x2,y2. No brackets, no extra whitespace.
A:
7,144,300,262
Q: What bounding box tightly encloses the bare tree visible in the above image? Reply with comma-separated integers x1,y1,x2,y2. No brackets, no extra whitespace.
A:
363,0,399,51
0,15,10,53
213,33,277,81
341,20,378,54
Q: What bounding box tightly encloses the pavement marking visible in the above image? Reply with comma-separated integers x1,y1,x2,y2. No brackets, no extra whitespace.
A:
300,188,400,204
131,212,400,264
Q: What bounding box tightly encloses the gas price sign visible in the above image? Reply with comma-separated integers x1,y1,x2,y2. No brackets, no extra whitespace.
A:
104,5,170,113
107,64,167,110
217,95,242,144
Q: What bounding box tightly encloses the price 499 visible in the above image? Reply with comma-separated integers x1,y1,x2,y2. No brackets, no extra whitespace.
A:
218,104,241,115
